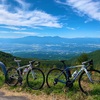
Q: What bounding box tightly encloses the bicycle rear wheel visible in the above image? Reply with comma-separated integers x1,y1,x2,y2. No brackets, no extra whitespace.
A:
46,68,67,90
26,68,45,90
79,69,100,95
0,70,5,88
6,67,19,86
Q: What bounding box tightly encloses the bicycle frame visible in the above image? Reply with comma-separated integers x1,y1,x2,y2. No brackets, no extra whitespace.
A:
56,64,93,84
17,64,30,76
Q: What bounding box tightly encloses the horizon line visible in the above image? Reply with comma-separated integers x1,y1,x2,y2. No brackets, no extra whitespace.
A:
0,35,100,39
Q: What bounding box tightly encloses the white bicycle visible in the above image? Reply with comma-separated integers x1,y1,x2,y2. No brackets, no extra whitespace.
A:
46,60,100,95
6,59,45,90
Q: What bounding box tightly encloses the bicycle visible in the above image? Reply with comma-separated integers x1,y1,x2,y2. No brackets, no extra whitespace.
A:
46,60,100,95
5,58,45,90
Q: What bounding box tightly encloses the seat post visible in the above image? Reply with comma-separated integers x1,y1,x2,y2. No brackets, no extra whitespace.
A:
14,58,21,67
17,62,20,67
60,60,66,69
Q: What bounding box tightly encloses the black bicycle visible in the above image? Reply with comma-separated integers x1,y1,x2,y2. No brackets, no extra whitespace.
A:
6,59,45,90
46,60,100,95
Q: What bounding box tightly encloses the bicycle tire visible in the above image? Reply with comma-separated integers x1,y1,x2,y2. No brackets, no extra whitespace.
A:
46,68,67,90
5,67,19,86
79,69,100,95
26,67,45,90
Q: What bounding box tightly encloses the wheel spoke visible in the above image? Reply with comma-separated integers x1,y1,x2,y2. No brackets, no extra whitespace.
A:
6,67,19,86
27,68,45,90
46,68,67,91
79,70,100,95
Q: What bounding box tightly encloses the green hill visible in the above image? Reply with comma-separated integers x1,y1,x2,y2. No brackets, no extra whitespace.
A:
88,50,100,68
0,51,15,67
0,50,100,70
0,51,31,68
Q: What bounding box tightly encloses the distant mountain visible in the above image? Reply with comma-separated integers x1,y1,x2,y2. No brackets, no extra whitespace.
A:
0,36,100,44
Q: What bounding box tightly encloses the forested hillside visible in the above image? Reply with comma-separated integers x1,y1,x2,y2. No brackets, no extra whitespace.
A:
0,50,100,69
0,51,15,67
0,51,31,67
88,50,100,68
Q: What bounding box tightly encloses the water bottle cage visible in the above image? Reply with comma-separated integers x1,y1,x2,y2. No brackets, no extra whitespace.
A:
72,71,78,78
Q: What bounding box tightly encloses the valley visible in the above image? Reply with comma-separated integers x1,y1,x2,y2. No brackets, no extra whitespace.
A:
0,36,100,59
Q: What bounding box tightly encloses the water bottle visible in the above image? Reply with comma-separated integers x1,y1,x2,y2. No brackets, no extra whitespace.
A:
72,70,78,78
23,68,28,75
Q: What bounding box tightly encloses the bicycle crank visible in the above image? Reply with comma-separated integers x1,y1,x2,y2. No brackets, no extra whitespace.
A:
66,80,73,88
18,77,23,86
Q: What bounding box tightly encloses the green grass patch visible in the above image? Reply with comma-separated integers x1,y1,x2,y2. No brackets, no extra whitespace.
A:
0,70,5,88
0,69,100,100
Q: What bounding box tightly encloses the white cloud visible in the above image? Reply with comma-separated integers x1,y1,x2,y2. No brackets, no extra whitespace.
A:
13,31,37,35
66,26,76,30
15,0,31,10
55,0,100,21
0,0,62,30
0,25,26,30
0,31,39,37
84,18,92,23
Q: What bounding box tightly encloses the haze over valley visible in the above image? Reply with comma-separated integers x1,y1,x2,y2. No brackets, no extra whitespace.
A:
0,36,100,59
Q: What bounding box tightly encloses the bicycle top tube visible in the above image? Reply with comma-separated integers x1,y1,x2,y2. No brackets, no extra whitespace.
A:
17,64,30,70
60,59,93,69
67,65,83,69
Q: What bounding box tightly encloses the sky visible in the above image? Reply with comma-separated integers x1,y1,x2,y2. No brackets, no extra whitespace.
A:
0,0,100,38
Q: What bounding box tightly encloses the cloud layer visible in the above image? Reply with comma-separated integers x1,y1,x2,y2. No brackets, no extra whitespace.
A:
55,0,100,21
0,0,62,30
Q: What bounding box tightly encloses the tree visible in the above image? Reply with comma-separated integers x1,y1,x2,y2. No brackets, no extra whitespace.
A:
77,53,88,64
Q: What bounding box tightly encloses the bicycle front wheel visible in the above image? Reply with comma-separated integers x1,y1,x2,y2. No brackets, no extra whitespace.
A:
79,69,100,95
26,68,45,90
6,67,19,86
46,68,67,90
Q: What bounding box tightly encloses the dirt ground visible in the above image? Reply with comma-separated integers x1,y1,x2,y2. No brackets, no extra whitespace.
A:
0,88,69,100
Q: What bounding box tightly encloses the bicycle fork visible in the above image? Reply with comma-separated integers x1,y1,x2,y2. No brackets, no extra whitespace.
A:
31,69,37,80
84,68,94,83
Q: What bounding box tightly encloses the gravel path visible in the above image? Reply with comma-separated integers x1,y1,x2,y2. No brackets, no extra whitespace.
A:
0,90,29,100
0,88,68,100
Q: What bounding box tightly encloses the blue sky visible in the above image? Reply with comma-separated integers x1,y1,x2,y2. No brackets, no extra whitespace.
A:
0,0,100,38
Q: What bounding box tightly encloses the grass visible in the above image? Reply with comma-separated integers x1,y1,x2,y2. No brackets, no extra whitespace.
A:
0,69,100,100
0,70,5,88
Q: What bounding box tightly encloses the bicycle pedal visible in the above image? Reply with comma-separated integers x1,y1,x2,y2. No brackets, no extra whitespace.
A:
53,82,57,85
19,82,23,86
34,77,37,80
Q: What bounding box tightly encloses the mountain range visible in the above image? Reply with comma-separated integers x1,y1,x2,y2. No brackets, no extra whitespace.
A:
0,36,100,44
0,36,100,59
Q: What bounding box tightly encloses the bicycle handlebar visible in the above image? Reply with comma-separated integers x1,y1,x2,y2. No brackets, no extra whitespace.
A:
14,58,40,67
60,60,66,68
29,60,40,67
82,59,93,65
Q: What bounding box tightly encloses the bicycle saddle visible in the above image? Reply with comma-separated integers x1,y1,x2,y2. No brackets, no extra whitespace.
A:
14,59,21,63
